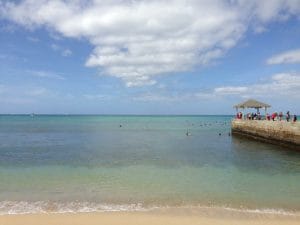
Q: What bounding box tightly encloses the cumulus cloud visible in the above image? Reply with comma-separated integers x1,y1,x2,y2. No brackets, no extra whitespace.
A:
213,73,300,97
137,72,300,102
1,0,300,86
267,49,300,65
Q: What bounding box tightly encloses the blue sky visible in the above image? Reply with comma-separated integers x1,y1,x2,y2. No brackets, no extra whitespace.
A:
0,0,300,114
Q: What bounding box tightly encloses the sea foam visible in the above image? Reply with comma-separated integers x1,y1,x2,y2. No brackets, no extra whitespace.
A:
0,201,298,217
0,201,145,215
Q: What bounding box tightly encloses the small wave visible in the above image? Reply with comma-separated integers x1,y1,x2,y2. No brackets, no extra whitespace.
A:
0,201,145,215
0,201,298,216
194,205,298,216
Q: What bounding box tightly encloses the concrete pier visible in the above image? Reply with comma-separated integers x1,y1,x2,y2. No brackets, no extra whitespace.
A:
231,119,300,148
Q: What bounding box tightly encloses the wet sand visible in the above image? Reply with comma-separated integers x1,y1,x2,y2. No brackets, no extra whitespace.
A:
1,209,299,225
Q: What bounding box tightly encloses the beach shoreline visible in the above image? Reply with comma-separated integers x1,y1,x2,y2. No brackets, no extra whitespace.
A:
1,208,300,225
1,115,300,224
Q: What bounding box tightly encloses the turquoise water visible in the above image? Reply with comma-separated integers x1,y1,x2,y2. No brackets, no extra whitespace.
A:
0,115,299,214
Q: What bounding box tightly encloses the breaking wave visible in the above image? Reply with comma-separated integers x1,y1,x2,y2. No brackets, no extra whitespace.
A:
0,201,298,217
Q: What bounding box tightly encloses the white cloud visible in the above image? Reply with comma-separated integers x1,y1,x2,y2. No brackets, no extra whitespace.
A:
26,87,48,96
50,43,72,57
50,44,60,51
1,0,300,86
214,86,248,95
133,93,182,102
83,94,111,101
133,90,215,102
0,96,36,105
253,25,268,34
213,72,300,97
62,49,72,57
28,70,65,80
139,72,300,102
267,49,300,65
26,36,39,42
0,85,55,105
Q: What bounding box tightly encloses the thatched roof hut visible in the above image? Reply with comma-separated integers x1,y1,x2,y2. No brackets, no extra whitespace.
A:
234,99,271,114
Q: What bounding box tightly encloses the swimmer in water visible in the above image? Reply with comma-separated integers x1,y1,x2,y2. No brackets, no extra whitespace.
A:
186,129,191,136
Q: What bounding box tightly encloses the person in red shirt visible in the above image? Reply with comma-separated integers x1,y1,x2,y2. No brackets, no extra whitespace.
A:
271,112,277,121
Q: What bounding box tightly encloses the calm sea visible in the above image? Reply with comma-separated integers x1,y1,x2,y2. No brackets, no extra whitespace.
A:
0,115,299,214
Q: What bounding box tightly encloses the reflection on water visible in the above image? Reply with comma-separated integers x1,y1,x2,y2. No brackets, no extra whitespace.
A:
231,134,300,174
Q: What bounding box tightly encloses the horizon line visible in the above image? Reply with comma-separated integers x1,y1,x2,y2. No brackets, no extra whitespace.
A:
0,113,235,116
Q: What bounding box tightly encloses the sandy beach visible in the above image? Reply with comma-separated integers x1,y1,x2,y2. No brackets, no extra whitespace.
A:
1,209,300,225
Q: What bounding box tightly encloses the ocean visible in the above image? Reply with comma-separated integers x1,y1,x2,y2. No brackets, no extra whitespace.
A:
0,115,299,215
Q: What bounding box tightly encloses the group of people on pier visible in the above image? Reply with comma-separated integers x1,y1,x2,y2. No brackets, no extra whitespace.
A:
236,111,297,122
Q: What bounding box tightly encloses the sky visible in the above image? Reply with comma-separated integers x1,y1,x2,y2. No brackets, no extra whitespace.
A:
0,0,300,115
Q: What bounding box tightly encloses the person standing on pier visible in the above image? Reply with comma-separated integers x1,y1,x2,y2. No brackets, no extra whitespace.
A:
286,111,290,122
293,115,297,122
279,112,283,121
271,112,277,121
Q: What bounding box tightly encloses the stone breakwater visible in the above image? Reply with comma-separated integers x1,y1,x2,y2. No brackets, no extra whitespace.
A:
231,119,300,148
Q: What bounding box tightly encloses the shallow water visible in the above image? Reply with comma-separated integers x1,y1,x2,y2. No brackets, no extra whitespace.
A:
0,115,299,214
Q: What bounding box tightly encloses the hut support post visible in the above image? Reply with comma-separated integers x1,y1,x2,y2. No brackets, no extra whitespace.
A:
233,99,271,121
242,108,245,120
264,107,267,120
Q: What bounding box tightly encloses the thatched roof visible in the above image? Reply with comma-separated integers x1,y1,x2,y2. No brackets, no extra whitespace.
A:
234,99,271,109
